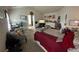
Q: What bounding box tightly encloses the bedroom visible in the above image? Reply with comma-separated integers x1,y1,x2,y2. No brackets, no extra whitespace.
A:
0,6,79,52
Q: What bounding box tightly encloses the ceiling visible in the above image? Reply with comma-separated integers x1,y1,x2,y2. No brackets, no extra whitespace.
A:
0,6,64,13
32,6,64,13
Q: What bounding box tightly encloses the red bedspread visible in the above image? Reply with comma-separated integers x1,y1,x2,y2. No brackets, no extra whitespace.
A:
34,31,74,52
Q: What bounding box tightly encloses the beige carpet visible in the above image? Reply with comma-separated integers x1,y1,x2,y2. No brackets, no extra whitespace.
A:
21,39,44,52
21,29,44,52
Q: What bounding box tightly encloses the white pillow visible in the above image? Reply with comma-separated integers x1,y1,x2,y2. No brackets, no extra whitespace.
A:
44,28,65,42
56,38,63,42
56,34,64,42
44,29,60,36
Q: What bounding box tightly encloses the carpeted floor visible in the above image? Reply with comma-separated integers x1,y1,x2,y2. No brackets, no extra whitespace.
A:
21,29,44,52
22,39,44,52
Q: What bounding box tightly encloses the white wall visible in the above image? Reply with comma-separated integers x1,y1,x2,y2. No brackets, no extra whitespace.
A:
55,6,79,28
43,12,59,21
0,9,8,51
9,7,42,27
57,7,69,28
43,7,68,28
9,6,79,29
0,18,8,51
42,6,79,29
68,7,79,19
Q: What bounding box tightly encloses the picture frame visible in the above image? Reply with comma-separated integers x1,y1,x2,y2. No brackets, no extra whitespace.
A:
52,15,55,19
69,20,79,26
20,15,27,20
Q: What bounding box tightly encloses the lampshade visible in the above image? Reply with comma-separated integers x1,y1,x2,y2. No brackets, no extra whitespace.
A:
74,21,79,23
39,20,45,23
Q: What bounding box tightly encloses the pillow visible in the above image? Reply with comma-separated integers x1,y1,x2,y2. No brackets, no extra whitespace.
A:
56,38,63,42
44,28,61,37
56,34,65,42
44,28,65,42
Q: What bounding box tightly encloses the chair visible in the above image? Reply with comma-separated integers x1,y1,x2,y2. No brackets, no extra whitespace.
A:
6,32,22,52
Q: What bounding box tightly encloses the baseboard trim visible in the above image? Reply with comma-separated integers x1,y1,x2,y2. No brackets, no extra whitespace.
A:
3,49,8,52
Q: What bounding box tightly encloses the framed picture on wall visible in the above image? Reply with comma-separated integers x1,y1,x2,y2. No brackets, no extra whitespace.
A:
20,15,27,20
52,15,55,19
69,20,79,26
20,15,28,27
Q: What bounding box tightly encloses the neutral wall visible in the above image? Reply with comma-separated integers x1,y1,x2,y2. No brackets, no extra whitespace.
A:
9,6,79,28
42,7,69,28
0,9,8,51
57,6,79,28
0,18,8,51
43,12,59,21
9,7,43,26
43,6,79,28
